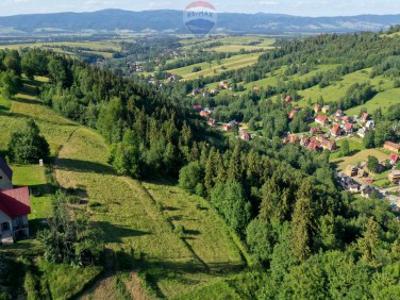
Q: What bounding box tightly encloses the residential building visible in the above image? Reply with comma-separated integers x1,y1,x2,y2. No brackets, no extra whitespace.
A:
0,157,12,190
300,136,310,147
310,127,322,135
365,120,375,130
219,80,230,90
330,124,342,137
240,130,251,142
360,112,369,124
346,165,359,177
361,185,381,199
315,115,328,126
192,104,202,112
207,118,216,127
390,153,399,165
287,134,299,144
200,108,212,118
388,170,400,184
344,122,354,134
384,141,400,153
0,187,30,244
357,128,366,138
313,104,322,114
322,105,331,114
284,95,293,104
320,137,337,151
307,138,320,151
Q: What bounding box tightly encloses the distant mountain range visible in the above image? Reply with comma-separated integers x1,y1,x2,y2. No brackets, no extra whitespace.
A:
1,9,400,35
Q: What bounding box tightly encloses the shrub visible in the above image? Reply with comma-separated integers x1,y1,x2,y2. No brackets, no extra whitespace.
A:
7,119,50,164
178,161,203,193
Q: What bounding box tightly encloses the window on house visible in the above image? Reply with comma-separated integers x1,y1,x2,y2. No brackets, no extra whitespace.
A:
1,222,10,231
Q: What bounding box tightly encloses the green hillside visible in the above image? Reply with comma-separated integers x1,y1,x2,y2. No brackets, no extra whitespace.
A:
0,79,248,299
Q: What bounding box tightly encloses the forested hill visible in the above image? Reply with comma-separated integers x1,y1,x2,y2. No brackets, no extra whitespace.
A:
1,9,400,35
0,33,399,297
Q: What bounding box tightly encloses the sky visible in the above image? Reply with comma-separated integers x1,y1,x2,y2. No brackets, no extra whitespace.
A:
1,0,400,17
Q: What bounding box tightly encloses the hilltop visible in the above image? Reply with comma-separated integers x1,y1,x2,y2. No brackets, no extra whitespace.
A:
1,9,400,35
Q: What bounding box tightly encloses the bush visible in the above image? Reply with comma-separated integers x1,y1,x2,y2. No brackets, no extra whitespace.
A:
192,66,202,72
39,191,103,266
7,119,50,164
178,161,203,193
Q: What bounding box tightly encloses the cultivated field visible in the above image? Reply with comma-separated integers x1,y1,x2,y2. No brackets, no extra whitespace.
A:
0,41,121,58
168,52,261,80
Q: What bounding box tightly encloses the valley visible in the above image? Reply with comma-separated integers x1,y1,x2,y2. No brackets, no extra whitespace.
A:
0,8,399,300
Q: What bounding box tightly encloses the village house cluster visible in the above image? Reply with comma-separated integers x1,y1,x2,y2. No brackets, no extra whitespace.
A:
0,156,31,245
337,140,400,210
284,103,375,152
193,103,252,142
191,80,233,98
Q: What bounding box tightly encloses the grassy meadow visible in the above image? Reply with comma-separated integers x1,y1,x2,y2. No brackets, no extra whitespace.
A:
0,77,249,299
0,40,121,58
168,52,261,80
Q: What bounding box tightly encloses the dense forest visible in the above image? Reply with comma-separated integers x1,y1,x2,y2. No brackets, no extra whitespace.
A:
0,31,399,298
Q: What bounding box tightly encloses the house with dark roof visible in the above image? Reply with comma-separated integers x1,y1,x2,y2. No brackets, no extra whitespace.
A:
0,156,12,190
0,187,30,244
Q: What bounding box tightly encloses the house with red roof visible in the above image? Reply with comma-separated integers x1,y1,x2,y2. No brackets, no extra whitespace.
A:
390,153,399,165
200,108,212,118
0,157,30,244
0,187,30,244
284,95,293,104
315,115,328,126
192,104,202,112
330,124,342,137
307,138,320,151
344,122,354,134
240,130,251,142
319,138,337,151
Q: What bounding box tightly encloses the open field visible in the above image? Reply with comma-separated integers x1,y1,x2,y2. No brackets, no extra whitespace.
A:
0,40,121,58
0,87,102,299
297,68,394,106
0,78,249,298
180,35,275,52
333,148,390,172
168,52,261,80
346,87,400,115
209,36,276,52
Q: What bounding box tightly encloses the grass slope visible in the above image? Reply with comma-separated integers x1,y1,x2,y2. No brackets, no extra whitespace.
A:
168,53,261,80
0,78,248,299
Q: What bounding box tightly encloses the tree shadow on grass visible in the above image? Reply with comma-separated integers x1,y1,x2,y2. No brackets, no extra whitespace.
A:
13,96,42,106
94,221,152,244
24,183,58,197
162,206,180,212
55,158,115,175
